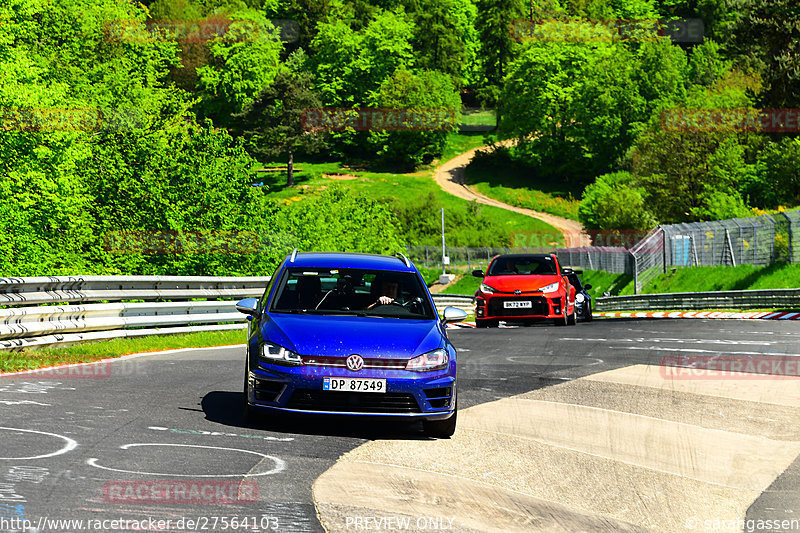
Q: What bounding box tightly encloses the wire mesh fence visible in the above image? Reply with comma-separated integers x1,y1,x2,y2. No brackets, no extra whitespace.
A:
403,245,634,274
406,210,800,294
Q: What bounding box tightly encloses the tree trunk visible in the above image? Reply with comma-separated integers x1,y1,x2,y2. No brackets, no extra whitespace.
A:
287,150,294,188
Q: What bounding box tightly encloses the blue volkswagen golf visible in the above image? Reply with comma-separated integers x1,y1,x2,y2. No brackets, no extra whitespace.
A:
235,251,467,437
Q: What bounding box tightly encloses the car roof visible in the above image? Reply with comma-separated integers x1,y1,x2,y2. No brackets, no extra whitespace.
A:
283,252,416,272
493,253,555,260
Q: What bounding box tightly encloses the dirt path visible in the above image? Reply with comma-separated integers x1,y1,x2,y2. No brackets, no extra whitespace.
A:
433,143,591,247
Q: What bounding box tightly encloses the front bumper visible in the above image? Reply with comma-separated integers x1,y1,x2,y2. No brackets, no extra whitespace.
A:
475,292,565,320
246,364,456,420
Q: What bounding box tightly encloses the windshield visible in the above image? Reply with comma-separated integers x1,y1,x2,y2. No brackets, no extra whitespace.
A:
269,267,435,319
487,256,557,276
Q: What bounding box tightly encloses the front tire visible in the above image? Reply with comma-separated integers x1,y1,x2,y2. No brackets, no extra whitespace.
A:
475,319,498,328
423,408,457,438
567,306,577,325
585,303,593,322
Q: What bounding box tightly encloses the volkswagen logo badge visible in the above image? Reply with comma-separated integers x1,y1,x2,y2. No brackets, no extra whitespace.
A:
346,354,364,372
514,289,522,295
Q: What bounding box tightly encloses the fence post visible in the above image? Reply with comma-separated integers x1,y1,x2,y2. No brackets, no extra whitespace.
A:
466,248,471,270
632,252,639,294
424,246,429,268
725,228,737,267
784,212,795,264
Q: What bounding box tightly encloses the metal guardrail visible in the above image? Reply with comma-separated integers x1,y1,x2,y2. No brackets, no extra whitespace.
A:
0,277,476,350
596,288,800,312
432,294,474,314
0,276,271,350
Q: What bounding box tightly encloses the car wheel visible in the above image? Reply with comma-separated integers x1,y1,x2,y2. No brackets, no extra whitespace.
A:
585,303,593,322
423,406,457,438
567,306,577,325
476,319,498,328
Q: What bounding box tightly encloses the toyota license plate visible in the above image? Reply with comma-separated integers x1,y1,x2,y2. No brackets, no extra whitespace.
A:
503,301,532,309
323,377,386,393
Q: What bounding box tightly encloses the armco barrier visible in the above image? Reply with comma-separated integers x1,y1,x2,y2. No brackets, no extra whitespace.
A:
0,276,270,350
596,288,800,312
0,276,476,350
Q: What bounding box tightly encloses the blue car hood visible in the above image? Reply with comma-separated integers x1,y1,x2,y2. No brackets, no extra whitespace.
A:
263,314,444,358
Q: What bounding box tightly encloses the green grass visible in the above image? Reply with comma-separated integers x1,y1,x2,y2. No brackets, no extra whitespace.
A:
259,155,564,248
580,262,800,297
438,132,493,163
441,274,481,295
464,160,581,221
459,109,497,127
577,270,634,300
0,329,245,373
636,263,800,294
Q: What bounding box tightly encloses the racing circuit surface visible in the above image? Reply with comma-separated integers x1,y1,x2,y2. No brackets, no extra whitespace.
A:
1,319,800,532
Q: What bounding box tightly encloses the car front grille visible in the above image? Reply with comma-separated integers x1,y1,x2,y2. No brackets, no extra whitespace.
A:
285,389,421,413
488,296,550,316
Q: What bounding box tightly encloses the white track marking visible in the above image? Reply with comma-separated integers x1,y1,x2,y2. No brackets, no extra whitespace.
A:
87,443,285,477
0,427,78,460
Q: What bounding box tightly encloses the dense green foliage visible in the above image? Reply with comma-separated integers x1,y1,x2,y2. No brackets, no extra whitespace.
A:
4,0,800,277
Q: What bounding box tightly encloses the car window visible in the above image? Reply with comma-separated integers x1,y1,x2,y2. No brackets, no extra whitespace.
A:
269,267,435,319
488,256,557,276
567,274,583,291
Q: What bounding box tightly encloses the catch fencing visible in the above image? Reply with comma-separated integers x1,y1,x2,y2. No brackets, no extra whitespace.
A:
404,245,634,275
408,209,800,293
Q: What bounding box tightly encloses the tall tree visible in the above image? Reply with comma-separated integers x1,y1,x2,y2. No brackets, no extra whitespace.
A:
726,0,800,107
234,66,326,187
475,0,524,111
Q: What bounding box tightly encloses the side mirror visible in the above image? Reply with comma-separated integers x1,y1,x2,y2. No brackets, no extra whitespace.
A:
584,284,592,290
236,298,260,318
441,306,468,324
471,269,485,278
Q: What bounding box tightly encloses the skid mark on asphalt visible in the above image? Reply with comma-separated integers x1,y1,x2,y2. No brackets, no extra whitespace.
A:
313,365,800,532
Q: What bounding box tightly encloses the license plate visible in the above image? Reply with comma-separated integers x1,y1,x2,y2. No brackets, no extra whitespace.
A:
322,377,386,393
503,301,532,309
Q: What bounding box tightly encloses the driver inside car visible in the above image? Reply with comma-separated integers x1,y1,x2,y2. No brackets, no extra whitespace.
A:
366,279,399,309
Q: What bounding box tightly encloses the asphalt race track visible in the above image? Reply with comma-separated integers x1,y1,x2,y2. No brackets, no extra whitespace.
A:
1,319,800,532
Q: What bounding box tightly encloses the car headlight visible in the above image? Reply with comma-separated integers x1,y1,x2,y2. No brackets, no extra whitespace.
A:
260,342,302,366
576,293,585,303
539,282,560,294
479,283,497,294
406,348,448,372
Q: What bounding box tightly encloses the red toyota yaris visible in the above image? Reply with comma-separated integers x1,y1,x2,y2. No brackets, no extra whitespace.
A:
472,253,576,328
